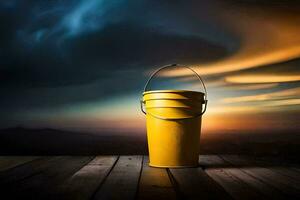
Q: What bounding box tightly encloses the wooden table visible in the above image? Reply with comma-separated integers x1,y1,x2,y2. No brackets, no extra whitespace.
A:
0,155,299,199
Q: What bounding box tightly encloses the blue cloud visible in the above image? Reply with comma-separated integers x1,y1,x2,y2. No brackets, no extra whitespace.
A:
56,0,125,37
64,0,106,35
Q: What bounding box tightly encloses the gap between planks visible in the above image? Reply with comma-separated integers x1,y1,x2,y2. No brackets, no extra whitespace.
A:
93,155,143,200
54,156,119,200
0,156,40,172
220,155,300,199
0,156,94,199
1,155,297,200
201,155,288,200
169,161,232,200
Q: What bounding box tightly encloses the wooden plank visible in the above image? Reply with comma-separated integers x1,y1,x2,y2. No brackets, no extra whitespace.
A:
224,155,300,187
260,166,300,183
256,156,300,168
137,156,176,200
54,156,118,200
199,155,231,168
1,156,93,199
254,156,300,174
244,156,300,182
93,155,143,200
292,167,300,173
201,155,262,200
222,155,300,198
214,156,287,200
169,166,232,199
0,156,40,171
0,156,61,185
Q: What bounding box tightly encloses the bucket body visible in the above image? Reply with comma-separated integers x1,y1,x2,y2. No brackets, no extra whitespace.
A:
143,90,204,168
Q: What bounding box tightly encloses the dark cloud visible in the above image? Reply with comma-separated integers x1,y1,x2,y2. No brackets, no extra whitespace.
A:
226,0,300,6
0,0,234,120
1,22,228,87
2,0,299,128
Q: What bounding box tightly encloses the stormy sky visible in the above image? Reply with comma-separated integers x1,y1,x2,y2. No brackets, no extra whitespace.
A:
1,0,300,133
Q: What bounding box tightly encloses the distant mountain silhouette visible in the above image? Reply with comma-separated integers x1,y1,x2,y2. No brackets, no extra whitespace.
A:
0,127,299,162
0,127,147,155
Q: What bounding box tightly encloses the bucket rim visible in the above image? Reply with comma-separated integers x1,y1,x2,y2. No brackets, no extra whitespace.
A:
143,89,204,95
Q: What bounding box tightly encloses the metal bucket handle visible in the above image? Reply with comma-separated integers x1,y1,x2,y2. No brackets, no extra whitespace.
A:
141,64,208,119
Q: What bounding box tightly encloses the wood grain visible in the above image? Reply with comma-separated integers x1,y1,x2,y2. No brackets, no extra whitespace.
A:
0,156,61,185
222,155,300,198
94,155,143,200
137,156,176,200
0,155,298,200
203,155,262,200
170,166,232,200
0,156,40,171
0,156,93,199
55,156,118,200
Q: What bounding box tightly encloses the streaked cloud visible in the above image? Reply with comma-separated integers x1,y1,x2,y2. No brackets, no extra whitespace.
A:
265,99,300,107
225,75,300,84
222,87,300,103
222,83,279,90
207,105,258,114
162,2,300,77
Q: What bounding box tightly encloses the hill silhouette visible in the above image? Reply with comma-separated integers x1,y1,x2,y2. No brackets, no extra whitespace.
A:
0,127,147,155
0,127,299,163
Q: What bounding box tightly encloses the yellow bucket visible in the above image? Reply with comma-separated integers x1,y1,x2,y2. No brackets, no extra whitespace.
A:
141,64,207,168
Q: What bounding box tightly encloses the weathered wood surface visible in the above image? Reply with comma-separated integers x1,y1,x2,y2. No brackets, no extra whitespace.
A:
203,155,287,200
169,166,232,200
202,155,263,200
0,155,299,200
137,157,176,200
94,156,142,200
0,156,40,171
55,156,118,200
221,155,300,199
1,156,93,199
